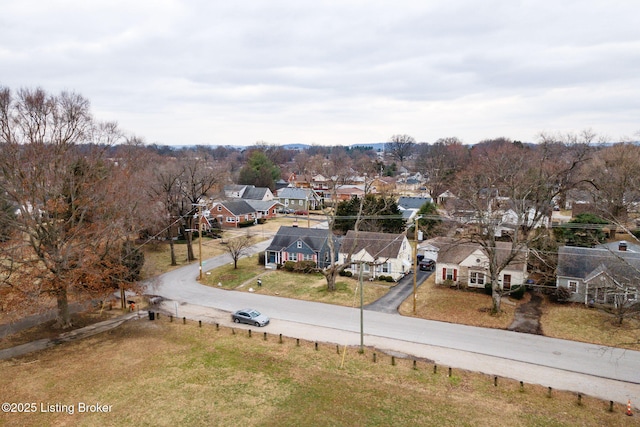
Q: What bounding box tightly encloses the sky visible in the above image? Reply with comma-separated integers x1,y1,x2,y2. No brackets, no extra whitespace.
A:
2,1,639,146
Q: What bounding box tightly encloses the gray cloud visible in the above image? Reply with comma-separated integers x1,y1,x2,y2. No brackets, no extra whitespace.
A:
1,0,639,145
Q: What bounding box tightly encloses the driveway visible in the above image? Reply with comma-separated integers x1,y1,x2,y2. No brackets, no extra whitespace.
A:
364,270,431,313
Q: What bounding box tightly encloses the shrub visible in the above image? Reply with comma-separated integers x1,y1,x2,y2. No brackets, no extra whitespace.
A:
283,261,296,272
484,282,493,295
238,220,255,228
294,260,317,273
377,275,388,282
385,275,395,282
257,253,265,265
553,286,572,303
342,270,353,277
510,285,526,300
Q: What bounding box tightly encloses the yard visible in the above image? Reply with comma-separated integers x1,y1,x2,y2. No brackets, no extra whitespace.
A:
1,319,635,427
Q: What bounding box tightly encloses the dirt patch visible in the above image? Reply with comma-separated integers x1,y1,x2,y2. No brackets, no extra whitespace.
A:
508,292,543,334
0,308,125,350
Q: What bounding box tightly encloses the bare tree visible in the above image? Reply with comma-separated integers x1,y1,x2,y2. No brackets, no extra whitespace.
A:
452,140,584,313
223,233,255,269
148,160,184,266
416,137,469,200
0,86,134,328
178,154,224,262
385,134,415,166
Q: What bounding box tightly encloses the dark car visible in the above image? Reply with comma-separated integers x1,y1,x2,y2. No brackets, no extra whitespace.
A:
419,259,435,271
231,308,270,327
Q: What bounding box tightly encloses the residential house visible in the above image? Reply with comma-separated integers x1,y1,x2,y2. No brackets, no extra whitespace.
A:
398,196,434,211
339,231,413,281
241,186,274,201
210,200,257,228
397,196,433,223
429,237,528,289
224,184,274,201
556,241,640,306
276,187,321,211
264,226,337,269
244,200,282,220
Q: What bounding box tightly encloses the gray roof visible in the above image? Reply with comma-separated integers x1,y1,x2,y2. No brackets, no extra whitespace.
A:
277,187,318,200
340,231,405,259
218,200,255,215
398,196,432,210
557,243,640,281
266,226,335,252
242,186,270,200
244,200,281,211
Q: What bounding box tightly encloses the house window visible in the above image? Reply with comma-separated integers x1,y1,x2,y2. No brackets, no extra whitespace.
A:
382,262,390,273
226,217,235,223
568,280,578,293
303,253,313,261
470,271,485,286
626,288,637,301
217,206,222,211
443,268,457,281
297,241,302,249
299,199,303,205
289,253,298,261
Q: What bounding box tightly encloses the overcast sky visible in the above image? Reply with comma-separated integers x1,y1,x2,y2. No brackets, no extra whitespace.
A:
2,1,639,146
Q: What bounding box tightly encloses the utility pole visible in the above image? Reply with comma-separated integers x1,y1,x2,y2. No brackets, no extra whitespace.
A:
198,203,203,280
413,216,422,314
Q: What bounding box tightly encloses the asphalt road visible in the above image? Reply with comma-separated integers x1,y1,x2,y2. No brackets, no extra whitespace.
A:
145,239,640,406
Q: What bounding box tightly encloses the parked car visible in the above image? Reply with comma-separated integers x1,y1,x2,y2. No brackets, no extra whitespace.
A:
231,308,270,327
419,259,435,271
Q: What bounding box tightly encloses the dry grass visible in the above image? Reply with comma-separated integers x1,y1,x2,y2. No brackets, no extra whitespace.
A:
398,275,519,329
1,319,636,427
541,301,640,350
202,255,392,307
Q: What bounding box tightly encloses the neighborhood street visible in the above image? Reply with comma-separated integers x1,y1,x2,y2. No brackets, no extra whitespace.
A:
145,238,640,406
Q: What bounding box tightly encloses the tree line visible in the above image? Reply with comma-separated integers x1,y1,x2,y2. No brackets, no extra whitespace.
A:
1,85,639,326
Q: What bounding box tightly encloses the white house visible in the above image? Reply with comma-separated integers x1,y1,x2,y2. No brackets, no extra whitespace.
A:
428,237,528,290
339,231,413,281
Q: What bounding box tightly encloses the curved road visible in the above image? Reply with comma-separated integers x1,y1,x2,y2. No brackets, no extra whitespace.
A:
145,239,640,406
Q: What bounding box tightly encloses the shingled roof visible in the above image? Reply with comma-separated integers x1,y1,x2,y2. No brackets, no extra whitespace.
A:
340,231,405,259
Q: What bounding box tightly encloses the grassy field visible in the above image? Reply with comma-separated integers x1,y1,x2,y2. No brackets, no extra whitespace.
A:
1,319,636,427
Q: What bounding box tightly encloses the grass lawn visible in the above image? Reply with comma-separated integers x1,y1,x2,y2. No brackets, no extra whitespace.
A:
0,319,634,427
541,301,640,349
398,274,519,330
202,255,392,307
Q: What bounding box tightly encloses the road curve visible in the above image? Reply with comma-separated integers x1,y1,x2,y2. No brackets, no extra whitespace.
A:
145,239,640,405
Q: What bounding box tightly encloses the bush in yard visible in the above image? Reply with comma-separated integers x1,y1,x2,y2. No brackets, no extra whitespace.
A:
484,282,493,295
294,260,317,273
553,286,572,303
510,285,526,300
385,276,395,282
339,270,353,277
283,261,296,271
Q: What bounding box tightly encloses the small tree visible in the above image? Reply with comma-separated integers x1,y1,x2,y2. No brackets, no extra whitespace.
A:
223,233,254,269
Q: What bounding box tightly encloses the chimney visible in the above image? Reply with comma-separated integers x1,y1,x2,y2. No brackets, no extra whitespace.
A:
619,242,628,252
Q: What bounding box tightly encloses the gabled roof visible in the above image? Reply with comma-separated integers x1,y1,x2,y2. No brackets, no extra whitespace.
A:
557,243,640,281
215,200,255,216
398,196,433,210
265,226,335,252
244,200,281,211
242,186,271,200
340,231,406,259
277,187,319,200
427,237,526,270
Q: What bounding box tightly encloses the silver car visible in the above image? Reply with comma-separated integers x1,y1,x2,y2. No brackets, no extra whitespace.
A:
231,308,270,327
